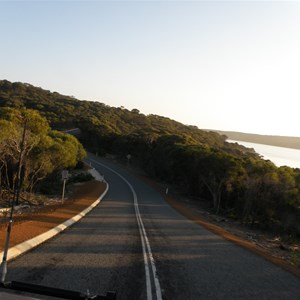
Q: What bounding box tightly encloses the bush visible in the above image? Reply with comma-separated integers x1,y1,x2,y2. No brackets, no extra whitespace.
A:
38,171,62,195
69,172,94,183
75,160,84,170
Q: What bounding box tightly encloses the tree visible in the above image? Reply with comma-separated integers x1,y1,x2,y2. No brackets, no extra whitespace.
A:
195,150,240,214
0,108,86,203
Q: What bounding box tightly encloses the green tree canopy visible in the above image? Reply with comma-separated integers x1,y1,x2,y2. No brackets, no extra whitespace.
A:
0,108,86,200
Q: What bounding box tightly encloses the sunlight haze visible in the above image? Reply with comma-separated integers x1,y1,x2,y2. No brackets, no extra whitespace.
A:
1,1,300,136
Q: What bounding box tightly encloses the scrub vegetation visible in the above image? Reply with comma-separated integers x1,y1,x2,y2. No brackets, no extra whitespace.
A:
0,105,86,206
0,80,299,237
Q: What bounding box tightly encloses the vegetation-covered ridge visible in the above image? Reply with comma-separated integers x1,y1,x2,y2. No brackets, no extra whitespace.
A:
0,80,250,153
0,80,299,237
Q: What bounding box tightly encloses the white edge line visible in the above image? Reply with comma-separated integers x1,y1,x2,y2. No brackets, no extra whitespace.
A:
134,199,162,300
136,212,153,300
135,205,162,300
88,157,162,300
0,181,109,262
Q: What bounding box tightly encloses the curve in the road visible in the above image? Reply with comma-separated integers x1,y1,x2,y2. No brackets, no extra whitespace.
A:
88,158,162,300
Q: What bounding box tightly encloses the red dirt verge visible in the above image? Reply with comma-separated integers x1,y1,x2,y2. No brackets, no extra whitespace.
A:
164,193,300,279
0,180,106,252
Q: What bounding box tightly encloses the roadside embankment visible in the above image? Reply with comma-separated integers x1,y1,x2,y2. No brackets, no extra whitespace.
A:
0,169,108,261
129,168,300,279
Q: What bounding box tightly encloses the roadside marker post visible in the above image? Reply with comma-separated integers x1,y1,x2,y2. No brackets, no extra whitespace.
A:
61,170,69,203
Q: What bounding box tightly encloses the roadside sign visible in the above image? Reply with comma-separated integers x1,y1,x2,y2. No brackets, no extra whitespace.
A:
62,170,69,181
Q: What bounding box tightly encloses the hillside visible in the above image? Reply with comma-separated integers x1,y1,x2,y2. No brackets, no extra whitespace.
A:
3,80,298,151
215,130,300,150
1,80,300,237
0,80,254,157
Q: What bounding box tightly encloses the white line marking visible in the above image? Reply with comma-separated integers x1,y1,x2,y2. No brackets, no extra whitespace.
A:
88,158,162,300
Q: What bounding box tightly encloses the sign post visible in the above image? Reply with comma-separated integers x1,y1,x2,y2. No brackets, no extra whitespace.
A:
61,170,69,203
126,154,131,167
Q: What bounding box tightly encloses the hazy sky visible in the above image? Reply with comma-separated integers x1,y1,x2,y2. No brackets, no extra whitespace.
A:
1,1,300,136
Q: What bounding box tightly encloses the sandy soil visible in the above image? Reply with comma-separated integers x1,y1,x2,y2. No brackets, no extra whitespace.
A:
0,180,106,251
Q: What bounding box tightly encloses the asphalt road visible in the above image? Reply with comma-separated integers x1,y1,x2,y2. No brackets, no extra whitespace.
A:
4,154,300,299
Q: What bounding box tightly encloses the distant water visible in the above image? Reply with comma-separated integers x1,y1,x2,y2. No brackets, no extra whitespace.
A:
228,140,300,169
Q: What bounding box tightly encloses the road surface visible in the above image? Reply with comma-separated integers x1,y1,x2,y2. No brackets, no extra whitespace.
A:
3,154,300,299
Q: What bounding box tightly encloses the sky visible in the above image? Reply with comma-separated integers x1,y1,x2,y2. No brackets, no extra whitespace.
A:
1,0,300,137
